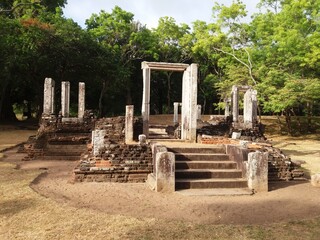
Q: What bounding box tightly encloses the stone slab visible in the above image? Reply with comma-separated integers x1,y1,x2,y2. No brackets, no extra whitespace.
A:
175,188,253,196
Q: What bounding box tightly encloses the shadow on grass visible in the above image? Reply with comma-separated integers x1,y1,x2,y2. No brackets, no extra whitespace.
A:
282,149,320,157
0,199,34,217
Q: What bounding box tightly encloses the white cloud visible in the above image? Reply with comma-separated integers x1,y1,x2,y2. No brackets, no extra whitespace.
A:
63,0,260,29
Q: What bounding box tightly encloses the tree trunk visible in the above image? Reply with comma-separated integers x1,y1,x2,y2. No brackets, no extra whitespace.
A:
98,80,108,117
0,77,17,122
126,83,132,105
290,108,301,134
285,109,292,135
166,72,173,114
307,101,313,132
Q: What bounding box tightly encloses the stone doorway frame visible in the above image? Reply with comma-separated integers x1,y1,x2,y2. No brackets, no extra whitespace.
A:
141,61,198,142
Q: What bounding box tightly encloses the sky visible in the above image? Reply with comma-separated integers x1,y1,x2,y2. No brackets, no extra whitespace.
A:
63,0,261,29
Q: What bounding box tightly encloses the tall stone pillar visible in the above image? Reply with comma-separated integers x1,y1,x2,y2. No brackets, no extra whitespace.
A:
173,102,180,125
61,81,70,118
125,105,134,144
244,89,258,128
43,78,55,116
232,86,239,123
78,82,85,119
181,64,198,142
142,68,151,138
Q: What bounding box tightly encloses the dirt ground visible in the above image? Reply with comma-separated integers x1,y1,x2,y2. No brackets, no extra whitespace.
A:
2,147,319,226
1,116,320,231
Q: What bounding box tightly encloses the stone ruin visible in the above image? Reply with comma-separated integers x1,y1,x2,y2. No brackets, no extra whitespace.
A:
22,67,305,193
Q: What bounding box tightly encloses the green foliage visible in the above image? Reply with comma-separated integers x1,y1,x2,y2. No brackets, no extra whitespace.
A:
1,0,320,121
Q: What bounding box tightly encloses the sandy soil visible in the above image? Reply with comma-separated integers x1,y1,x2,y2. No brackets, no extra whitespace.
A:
2,148,318,226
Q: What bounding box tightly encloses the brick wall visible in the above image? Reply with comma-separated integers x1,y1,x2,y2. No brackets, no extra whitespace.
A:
73,116,152,183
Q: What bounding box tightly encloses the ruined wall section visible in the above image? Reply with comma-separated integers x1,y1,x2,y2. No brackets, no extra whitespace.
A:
73,117,152,183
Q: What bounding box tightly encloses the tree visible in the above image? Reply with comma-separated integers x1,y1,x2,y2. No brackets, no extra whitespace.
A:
86,6,156,116
250,0,320,132
152,17,192,113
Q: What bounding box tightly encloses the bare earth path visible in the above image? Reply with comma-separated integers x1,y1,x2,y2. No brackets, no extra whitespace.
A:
3,147,320,226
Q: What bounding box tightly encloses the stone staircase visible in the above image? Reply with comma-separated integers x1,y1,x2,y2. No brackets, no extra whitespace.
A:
167,145,250,194
149,124,173,140
37,132,89,161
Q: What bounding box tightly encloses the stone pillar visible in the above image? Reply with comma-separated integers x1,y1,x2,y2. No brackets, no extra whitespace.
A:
244,89,258,128
232,86,239,123
125,105,134,144
311,173,320,187
61,81,70,118
197,105,202,120
181,64,198,142
189,64,198,142
142,68,151,138
92,130,106,156
225,98,231,117
78,82,85,119
43,78,55,116
173,102,180,125
247,151,268,193
155,151,175,192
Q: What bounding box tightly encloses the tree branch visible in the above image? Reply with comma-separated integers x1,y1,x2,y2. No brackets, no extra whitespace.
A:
212,46,257,85
0,3,38,14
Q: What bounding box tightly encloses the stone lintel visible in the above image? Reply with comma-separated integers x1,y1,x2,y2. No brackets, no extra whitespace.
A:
141,61,189,72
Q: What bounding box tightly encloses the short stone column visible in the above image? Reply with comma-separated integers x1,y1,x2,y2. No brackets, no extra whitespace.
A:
92,130,106,156
61,81,70,117
125,105,134,144
197,105,202,120
244,89,258,128
155,151,175,192
43,78,55,116
232,86,239,123
311,173,320,187
173,102,180,125
247,151,268,193
78,82,85,119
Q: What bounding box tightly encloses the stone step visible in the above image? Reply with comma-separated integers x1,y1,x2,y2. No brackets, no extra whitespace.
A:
175,169,242,179
149,134,171,139
38,156,80,161
168,146,225,154
50,132,91,136
175,153,230,161
45,151,83,156
46,144,87,150
175,178,248,189
175,188,252,196
176,161,237,170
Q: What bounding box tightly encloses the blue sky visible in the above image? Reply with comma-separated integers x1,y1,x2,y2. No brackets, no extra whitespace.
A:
63,0,261,29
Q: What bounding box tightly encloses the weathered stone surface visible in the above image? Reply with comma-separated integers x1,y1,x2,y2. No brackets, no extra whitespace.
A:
61,81,70,118
247,151,269,193
125,105,134,144
311,173,320,187
78,82,85,118
43,78,55,116
155,151,175,192
243,89,258,129
92,130,106,156
139,134,147,145
142,62,198,141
